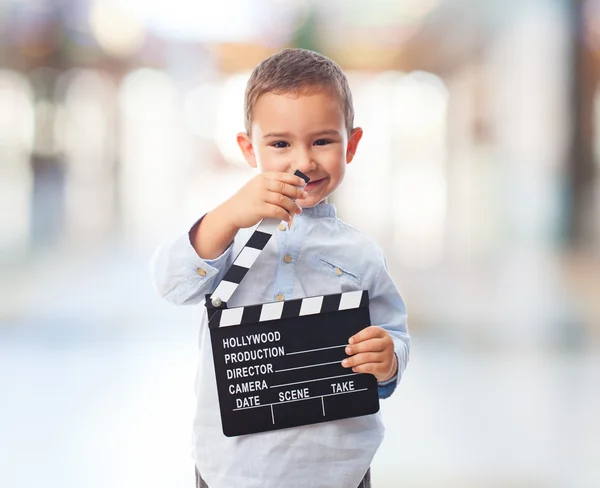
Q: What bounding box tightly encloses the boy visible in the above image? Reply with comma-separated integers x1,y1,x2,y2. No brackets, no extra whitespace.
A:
151,48,410,488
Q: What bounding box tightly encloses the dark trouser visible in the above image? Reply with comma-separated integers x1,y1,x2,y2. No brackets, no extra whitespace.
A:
196,467,371,488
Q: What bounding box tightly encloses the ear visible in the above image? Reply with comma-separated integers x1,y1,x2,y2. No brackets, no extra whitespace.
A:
346,127,363,164
236,132,257,168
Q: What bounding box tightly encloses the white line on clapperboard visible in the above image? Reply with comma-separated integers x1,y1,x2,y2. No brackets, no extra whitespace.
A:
273,344,348,374
274,360,343,373
274,345,348,373
285,344,347,356
270,372,359,389
233,388,369,412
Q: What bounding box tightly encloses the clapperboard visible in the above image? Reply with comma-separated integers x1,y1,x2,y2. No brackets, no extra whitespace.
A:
205,171,379,437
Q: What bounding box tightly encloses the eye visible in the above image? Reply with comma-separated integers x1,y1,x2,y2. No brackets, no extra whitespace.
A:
271,141,290,148
314,139,333,146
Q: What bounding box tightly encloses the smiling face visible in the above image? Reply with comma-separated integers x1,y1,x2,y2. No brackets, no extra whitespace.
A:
237,89,363,208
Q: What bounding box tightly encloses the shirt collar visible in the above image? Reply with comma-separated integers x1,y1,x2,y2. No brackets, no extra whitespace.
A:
300,202,336,219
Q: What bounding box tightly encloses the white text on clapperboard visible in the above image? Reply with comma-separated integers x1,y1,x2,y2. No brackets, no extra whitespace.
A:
222,331,357,409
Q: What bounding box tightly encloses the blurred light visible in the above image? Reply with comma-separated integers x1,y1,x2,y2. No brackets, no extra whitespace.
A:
392,167,447,268
341,0,438,26
334,70,448,270
89,0,146,58
214,73,252,168
183,83,220,139
401,0,438,19
106,0,306,45
120,0,264,43
0,70,35,259
119,69,176,122
61,69,117,243
392,71,448,139
0,70,35,151
390,72,448,268
62,69,115,166
336,71,397,238
118,69,191,241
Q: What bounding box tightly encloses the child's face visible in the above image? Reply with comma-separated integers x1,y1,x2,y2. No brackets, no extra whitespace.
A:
237,89,363,208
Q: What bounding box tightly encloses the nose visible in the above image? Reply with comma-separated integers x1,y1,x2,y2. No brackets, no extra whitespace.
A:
294,147,317,175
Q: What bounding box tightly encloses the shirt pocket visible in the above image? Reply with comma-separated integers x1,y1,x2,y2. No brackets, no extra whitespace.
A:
314,254,363,293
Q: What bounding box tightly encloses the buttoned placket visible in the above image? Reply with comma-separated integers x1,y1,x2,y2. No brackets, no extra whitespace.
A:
272,213,310,302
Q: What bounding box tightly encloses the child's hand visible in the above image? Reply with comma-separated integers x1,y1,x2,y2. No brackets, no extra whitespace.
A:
342,326,398,383
225,172,308,229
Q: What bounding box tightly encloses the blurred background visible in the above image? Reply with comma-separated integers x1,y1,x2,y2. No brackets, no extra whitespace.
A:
1,0,599,487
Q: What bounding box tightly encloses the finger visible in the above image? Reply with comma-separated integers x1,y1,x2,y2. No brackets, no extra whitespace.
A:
263,172,307,188
263,203,293,222
345,337,387,356
265,179,308,201
350,363,384,378
264,191,302,216
354,355,397,382
349,326,386,345
341,352,384,369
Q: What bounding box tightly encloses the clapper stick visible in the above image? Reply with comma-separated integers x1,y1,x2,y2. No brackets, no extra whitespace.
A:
205,170,379,437
209,169,310,309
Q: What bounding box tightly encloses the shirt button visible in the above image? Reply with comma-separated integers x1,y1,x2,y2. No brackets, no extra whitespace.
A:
197,268,207,277
283,254,292,263
275,293,285,302
334,267,343,276
277,223,287,231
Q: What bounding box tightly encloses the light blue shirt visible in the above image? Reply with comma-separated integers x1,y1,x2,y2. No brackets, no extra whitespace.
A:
151,203,410,488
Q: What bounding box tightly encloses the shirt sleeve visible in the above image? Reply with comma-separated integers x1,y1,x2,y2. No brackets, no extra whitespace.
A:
369,261,411,399
149,216,236,306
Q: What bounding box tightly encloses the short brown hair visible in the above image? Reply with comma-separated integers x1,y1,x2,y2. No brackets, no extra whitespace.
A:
244,48,354,135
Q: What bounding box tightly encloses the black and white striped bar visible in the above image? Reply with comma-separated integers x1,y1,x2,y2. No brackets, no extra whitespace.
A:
209,290,369,329
209,218,278,306
209,169,309,308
